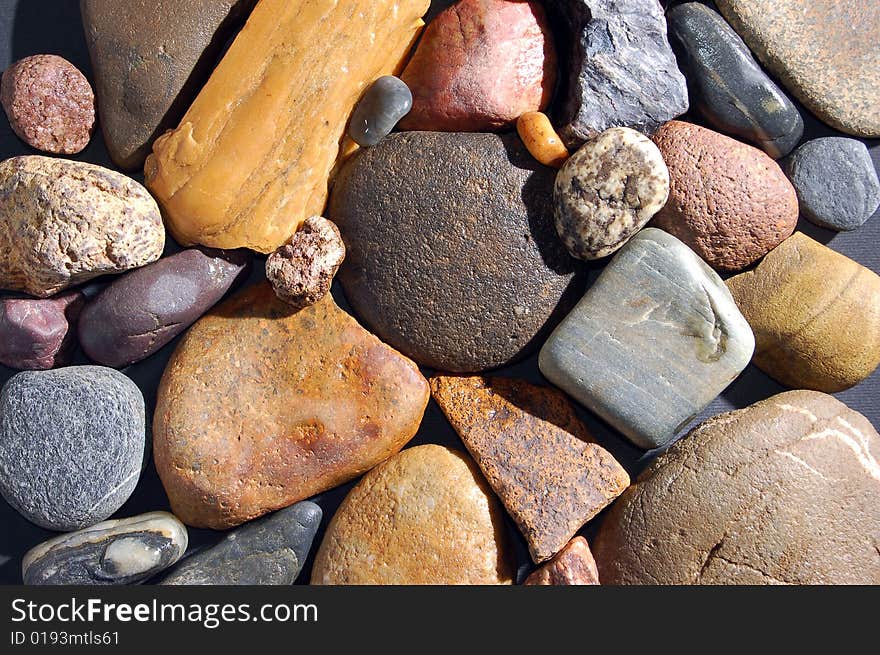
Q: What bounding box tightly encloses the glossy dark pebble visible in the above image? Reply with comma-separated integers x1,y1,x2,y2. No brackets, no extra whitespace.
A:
348,76,412,147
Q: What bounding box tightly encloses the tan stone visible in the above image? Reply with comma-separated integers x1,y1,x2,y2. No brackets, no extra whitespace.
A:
311,445,514,585
726,232,880,392
153,282,429,529
523,536,599,585
144,0,428,253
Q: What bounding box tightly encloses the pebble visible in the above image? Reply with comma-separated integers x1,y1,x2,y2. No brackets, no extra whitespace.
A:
554,127,669,261
348,76,412,147
330,131,585,373
667,3,803,158
22,512,187,586
154,283,429,529
0,55,95,154
0,156,165,298
549,0,688,147
0,366,145,531
311,445,514,585
0,291,83,370
80,0,253,170
726,233,880,392
539,228,755,450
523,537,600,586
715,0,879,137
160,503,321,585
399,0,556,131
265,216,345,310
517,111,569,168
594,391,880,584
651,120,798,271
783,137,880,231
430,375,629,563
78,248,250,368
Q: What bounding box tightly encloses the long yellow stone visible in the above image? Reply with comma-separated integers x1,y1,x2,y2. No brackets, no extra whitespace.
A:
144,0,428,253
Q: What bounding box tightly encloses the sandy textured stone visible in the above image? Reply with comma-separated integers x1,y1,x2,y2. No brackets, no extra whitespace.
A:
0,156,164,298
154,282,429,529
555,127,669,260
651,121,798,271
0,291,83,370
594,391,880,584
312,445,514,585
540,228,755,450
145,0,429,253
81,0,255,170
715,0,880,137
431,375,628,563
726,233,880,392
523,536,599,585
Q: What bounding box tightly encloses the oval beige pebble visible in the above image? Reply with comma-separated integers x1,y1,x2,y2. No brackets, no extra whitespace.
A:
554,127,669,260
0,156,164,297
311,444,515,585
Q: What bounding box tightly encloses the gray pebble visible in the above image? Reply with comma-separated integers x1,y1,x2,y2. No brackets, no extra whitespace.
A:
349,76,412,147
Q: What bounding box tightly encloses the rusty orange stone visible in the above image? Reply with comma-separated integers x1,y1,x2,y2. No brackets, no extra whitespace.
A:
154,282,430,529
524,536,600,585
517,111,570,168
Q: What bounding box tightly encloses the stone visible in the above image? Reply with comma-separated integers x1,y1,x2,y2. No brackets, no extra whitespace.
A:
0,366,146,531
348,76,412,147
154,282,429,529
554,127,669,261
651,121,798,271
330,131,584,373
783,137,880,232
78,248,250,368
399,0,556,132
726,232,880,393
311,445,514,585
430,375,629,563
715,0,880,137
593,390,880,584
540,228,755,450
145,0,429,253
523,536,599,585
0,156,165,298
22,512,187,586
160,502,321,585
667,3,803,158
265,217,345,310
547,0,688,147
80,0,255,170
517,111,569,168
0,291,83,370
1,54,95,155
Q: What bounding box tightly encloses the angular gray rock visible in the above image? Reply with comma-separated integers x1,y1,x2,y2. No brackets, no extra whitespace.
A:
22,512,188,585
539,228,755,449
546,0,688,147
159,502,322,585
0,366,146,531
667,2,803,158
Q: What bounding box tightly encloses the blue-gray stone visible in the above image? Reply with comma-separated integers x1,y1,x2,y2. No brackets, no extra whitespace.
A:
348,76,412,147
783,137,880,231
0,366,146,531
159,502,322,585
539,228,755,450
667,3,803,158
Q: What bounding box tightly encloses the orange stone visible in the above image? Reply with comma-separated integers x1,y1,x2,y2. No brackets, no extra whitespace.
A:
517,111,569,168
524,536,600,585
153,282,430,529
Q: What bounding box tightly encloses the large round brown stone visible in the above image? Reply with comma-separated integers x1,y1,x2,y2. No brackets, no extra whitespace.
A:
593,390,880,585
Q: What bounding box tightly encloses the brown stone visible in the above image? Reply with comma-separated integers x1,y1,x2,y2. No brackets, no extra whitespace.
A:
726,232,880,393
153,282,430,529
430,375,629,563
311,445,514,585
593,390,880,584
523,536,599,585
650,120,798,271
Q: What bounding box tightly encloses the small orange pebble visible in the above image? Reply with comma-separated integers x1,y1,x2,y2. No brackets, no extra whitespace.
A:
517,111,570,168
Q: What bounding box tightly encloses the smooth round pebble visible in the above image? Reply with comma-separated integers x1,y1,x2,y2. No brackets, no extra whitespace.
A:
348,76,412,147
517,111,569,168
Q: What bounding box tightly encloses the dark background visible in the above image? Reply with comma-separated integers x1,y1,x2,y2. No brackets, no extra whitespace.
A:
0,0,877,585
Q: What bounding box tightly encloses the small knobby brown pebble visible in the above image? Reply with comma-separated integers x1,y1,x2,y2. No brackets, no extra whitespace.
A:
517,111,569,168
265,216,346,310
1,55,95,154
524,536,600,585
